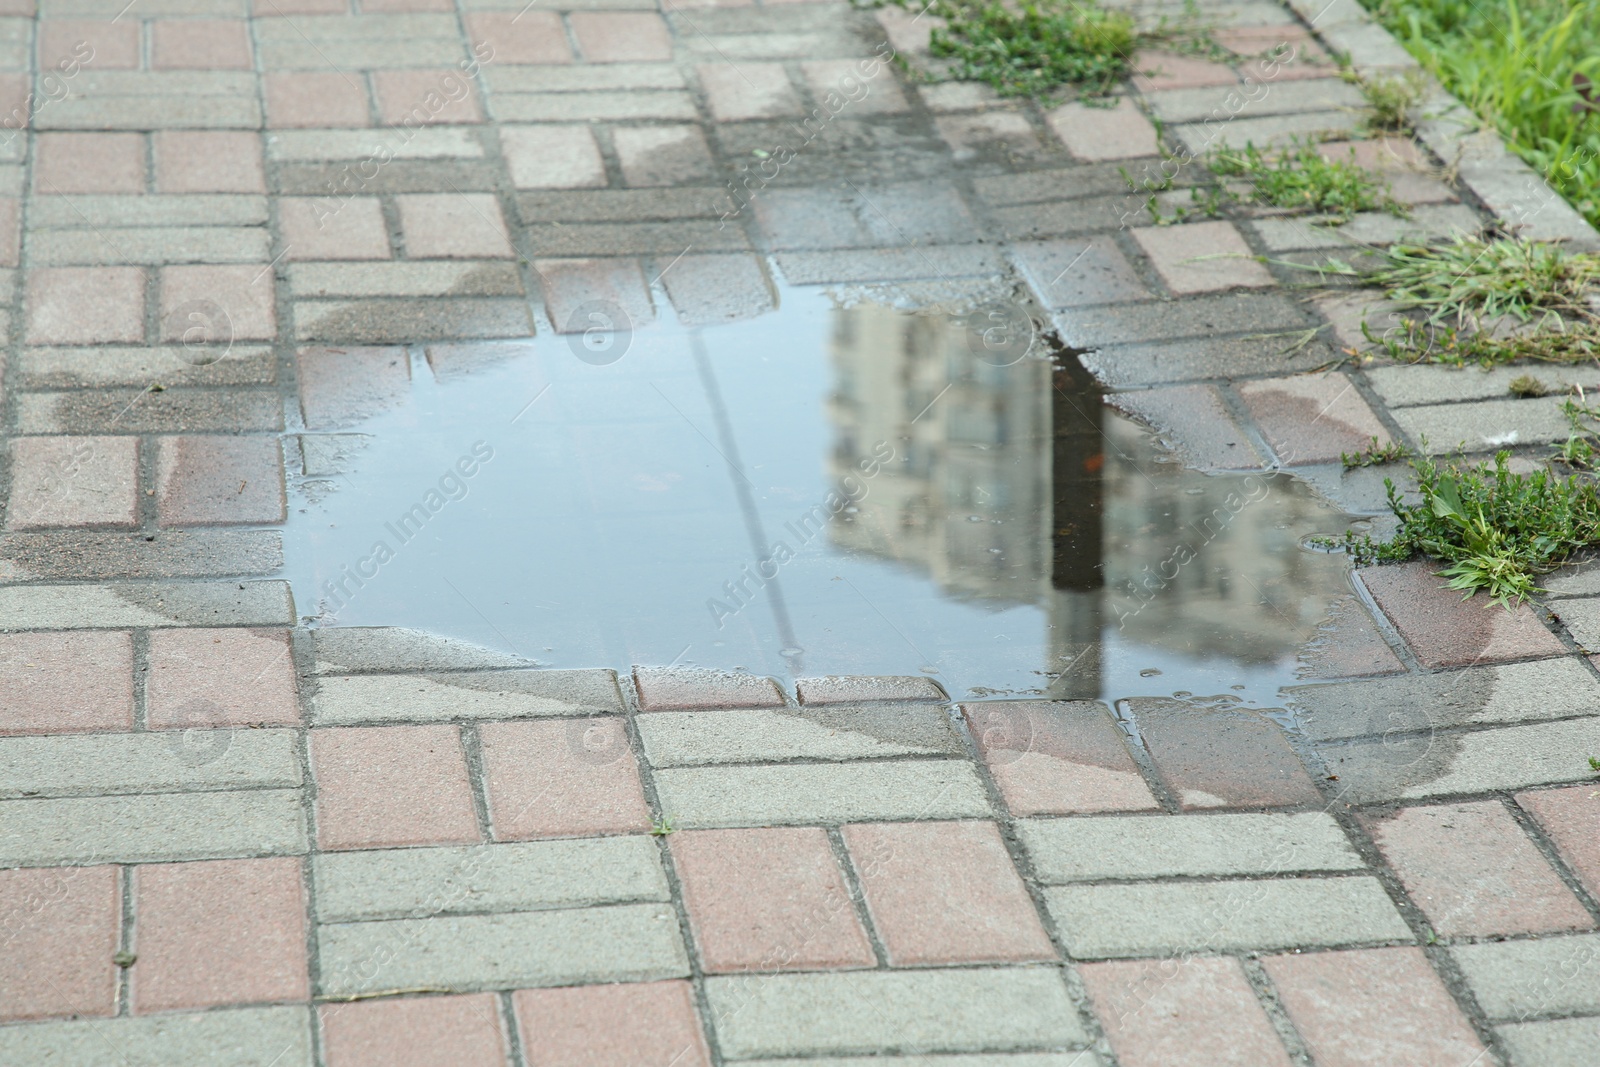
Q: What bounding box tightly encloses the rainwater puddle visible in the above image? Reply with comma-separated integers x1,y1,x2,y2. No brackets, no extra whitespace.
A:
283,285,1368,704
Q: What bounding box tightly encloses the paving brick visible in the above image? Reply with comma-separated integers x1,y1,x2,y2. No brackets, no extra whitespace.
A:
0,789,308,866
25,266,145,344
1045,877,1411,957
154,130,265,193
919,81,1003,113
292,261,522,299
1358,561,1568,669
480,718,652,839
1046,97,1159,161
310,724,480,850
613,123,715,186
374,69,485,126
1317,137,1456,204
0,529,282,583
31,225,272,267
38,20,139,70
33,131,145,194
0,580,294,630
1012,237,1151,308
1367,364,1600,409
638,706,963,767
321,994,505,1067
1172,110,1363,154
1131,699,1323,809
317,903,688,996
633,665,784,709
295,297,533,343
1289,657,1597,740
0,1006,314,1066
0,730,301,799
265,71,373,128
28,195,270,230
774,245,1006,285
500,124,607,188
130,857,308,1013
795,675,946,705
800,59,909,114
0,631,133,735
525,218,746,257
268,128,483,164
398,193,514,258
1367,800,1592,937
672,826,874,972
15,343,275,388
312,670,623,724
1297,593,1407,679
842,820,1053,965
1518,785,1600,901
570,12,673,61
1109,384,1265,471
964,701,1157,816
659,251,775,325
0,865,118,1021
147,627,297,728
1236,373,1390,465
313,836,669,922
1021,812,1362,882
155,434,286,527
1083,956,1291,1067
6,435,139,530
492,88,698,122
160,264,276,342
19,386,285,435
311,626,532,674
654,760,992,828
467,12,571,64
281,196,392,260
705,967,1086,1058
1132,49,1241,93
1217,26,1336,79
151,18,254,69
296,344,411,429
1450,933,1600,1019
1499,1017,1600,1067
1393,394,1577,454
936,111,1043,160
698,62,802,120
1262,946,1488,1067
515,980,711,1067
1144,78,1364,126
1132,221,1273,295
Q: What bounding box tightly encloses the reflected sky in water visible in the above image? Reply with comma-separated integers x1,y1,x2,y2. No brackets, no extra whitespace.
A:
282,286,1365,703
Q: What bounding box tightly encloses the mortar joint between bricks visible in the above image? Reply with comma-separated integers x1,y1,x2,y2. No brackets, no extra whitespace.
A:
1499,792,1600,927
1240,954,1316,1066
825,824,892,969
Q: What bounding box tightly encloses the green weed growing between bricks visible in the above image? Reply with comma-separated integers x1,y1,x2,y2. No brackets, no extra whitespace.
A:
1209,140,1407,220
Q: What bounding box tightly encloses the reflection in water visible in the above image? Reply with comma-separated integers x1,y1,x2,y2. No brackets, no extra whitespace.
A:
282,287,1365,704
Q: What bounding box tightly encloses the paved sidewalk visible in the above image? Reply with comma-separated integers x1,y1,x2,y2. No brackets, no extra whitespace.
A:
2,0,1600,1064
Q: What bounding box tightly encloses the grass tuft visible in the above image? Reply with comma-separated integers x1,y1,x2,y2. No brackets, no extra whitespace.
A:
1342,436,1415,468
1349,68,1428,132
1509,373,1553,397
1209,140,1405,220
1363,234,1600,325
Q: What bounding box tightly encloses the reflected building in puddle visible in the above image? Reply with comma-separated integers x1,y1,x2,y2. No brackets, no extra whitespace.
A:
824,302,1351,702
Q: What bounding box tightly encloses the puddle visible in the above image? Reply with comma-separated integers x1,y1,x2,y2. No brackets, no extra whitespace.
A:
283,285,1369,703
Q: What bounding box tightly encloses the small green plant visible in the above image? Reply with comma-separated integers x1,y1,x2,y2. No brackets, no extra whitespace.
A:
1209,140,1405,220
1144,184,1228,224
1344,450,1600,605
1350,68,1428,132
1342,436,1415,468
650,814,677,836
1557,397,1600,470
1508,374,1553,398
1589,755,1600,773
1361,317,1600,367
1361,235,1600,326
927,0,1137,97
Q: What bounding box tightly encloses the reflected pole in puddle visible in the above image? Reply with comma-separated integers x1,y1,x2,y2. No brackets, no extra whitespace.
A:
1048,351,1106,701
690,329,806,677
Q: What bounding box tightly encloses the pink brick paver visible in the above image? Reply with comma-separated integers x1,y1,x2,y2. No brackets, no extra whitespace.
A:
1015,238,1153,309
34,132,144,194
397,194,514,259
842,821,1056,964
130,858,309,1013
310,725,482,850
633,666,785,710
1518,785,1600,899
321,994,507,1067
671,827,876,972
1237,374,1392,466
500,126,607,189
265,71,372,128
698,63,804,121
150,19,253,70
513,981,711,1067
160,265,277,343
467,12,573,64
1133,221,1275,295
1366,800,1594,937
153,131,267,194
38,20,138,69
6,435,139,530
0,865,119,1021
537,258,656,334
281,197,393,261
1046,97,1159,160
26,267,146,344
147,628,299,728
297,345,413,429
613,125,717,187
479,718,651,838
1132,49,1241,92
156,435,287,526
569,12,674,62
373,70,485,126
800,59,910,113
1358,561,1569,668
1263,947,1489,1067
0,631,133,735
965,701,1160,815
1133,699,1323,809
1083,956,1293,1067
